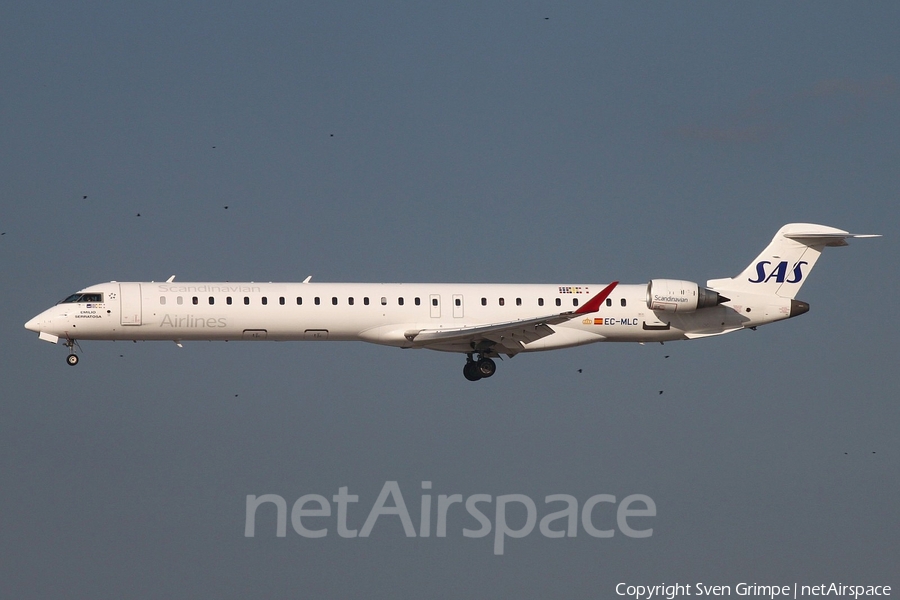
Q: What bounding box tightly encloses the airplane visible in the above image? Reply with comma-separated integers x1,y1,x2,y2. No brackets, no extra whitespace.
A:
25,223,878,381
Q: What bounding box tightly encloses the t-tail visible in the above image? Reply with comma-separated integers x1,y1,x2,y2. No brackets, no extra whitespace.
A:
707,223,880,299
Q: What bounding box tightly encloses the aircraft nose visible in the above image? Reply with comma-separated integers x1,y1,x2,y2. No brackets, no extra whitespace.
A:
24,316,41,332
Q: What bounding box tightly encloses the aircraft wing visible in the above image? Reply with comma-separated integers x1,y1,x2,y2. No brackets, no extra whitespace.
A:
403,281,618,355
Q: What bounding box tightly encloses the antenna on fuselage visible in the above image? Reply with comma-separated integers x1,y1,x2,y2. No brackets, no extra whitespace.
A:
166,275,176,283
303,275,312,283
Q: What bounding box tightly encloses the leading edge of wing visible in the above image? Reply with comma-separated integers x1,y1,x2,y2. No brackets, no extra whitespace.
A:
403,281,619,349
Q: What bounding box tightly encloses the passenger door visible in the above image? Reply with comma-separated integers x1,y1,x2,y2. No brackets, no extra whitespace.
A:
119,283,142,325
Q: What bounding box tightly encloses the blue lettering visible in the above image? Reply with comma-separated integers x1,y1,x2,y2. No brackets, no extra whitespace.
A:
749,261,770,283
787,261,808,283
764,261,788,283
751,260,799,284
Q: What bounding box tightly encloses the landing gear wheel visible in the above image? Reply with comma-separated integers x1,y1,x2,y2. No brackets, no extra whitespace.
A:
476,357,496,378
463,361,482,381
64,338,80,366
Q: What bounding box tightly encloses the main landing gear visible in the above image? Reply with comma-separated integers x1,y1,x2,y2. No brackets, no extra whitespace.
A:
65,338,80,366
463,353,496,382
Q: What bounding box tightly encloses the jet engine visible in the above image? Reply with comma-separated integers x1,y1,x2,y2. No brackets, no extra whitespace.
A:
646,279,729,313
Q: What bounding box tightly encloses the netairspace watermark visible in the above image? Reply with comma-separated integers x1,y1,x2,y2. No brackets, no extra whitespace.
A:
244,480,656,555
616,583,893,599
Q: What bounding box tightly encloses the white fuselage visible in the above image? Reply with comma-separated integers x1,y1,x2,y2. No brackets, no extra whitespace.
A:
25,224,875,378
25,280,791,353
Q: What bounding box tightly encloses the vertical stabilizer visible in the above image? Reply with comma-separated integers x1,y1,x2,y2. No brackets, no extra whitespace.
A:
707,223,879,299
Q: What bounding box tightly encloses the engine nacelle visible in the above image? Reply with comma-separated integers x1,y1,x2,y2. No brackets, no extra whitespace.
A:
646,279,728,313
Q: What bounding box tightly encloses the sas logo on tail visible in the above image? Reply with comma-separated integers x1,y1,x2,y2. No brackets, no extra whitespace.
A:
749,261,808,284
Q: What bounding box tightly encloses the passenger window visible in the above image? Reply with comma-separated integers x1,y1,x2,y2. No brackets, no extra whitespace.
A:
455,298,461,306
177,296,183,305
279,297,285,305
606,298,612,307
296,297,302,305
481,298,487,306
364,297,370,306
621,298,627,307
573,298,579,307
348,297,354,306
499,298,505,306
432,298,438,306
332,297,338,305
244,297,250,305
209,296,215,305
516,298,522,306
398,297,404,306
262,297,268,305
555,298,561,307
192,296,199,305
227,297,233,305
160,296,166,305
381,297,387,305
538,298,544,307
415,297,421,306
315,297,320,305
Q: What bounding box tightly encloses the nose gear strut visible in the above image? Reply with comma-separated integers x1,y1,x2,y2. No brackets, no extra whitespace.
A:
64,336,81,366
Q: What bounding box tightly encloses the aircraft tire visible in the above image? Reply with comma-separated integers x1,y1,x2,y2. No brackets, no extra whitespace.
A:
463,361,482,381
66,353,79,366
476,357,496,378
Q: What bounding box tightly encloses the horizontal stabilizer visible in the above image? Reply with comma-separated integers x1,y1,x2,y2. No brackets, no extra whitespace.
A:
708,223,880,298
783,231,881,247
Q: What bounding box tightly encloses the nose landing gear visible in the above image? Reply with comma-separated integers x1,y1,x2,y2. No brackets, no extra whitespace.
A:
463,353,496,381
64,337,80,366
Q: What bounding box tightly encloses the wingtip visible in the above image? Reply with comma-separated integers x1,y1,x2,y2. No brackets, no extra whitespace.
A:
574,281,619,314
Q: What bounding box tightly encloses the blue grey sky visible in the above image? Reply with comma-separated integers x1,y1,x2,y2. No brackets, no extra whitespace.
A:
2,2,897,598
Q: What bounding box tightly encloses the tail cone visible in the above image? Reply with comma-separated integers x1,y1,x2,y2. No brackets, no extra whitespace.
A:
790,300,810,317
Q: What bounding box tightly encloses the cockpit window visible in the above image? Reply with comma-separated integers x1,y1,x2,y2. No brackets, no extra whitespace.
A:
60,293,103,304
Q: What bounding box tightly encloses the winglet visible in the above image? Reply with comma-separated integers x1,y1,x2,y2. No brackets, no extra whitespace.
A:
575,281,619,314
